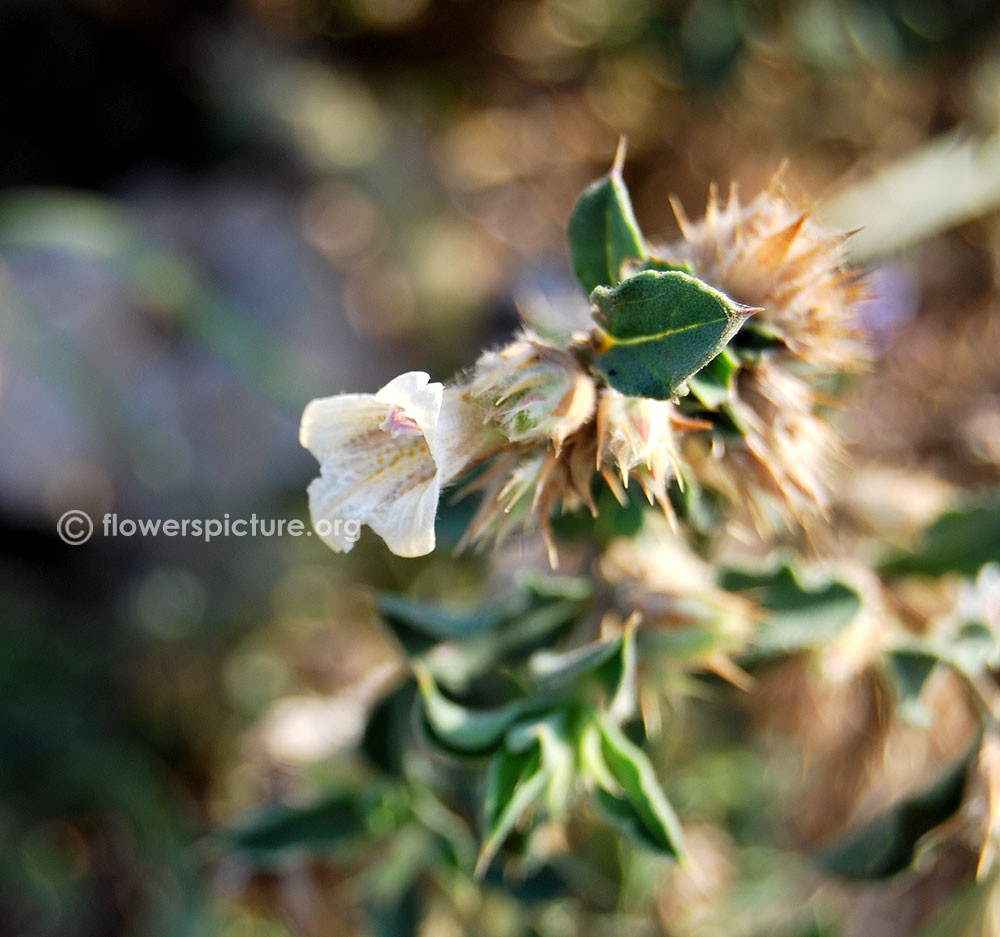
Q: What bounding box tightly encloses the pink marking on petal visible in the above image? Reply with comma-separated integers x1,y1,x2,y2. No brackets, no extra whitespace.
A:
379,403,424,438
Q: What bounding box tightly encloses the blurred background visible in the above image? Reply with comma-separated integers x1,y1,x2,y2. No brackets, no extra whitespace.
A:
3,0,1000,934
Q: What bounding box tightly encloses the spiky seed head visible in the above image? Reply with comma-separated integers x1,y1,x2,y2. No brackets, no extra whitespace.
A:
659,176,865,372
467,331,596,453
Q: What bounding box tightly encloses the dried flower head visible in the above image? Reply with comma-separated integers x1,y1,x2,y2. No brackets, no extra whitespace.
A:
601,522,755,660
653,174,866,526
457,436,599,568
659,174,865,371
684,359,840,527
457,380,716,565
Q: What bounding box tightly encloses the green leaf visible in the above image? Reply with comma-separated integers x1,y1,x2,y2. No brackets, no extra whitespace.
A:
409,790,478,871
607,623,639,724
377,577,589,677
223,785,405,857
637,255,692,275
886,648,939,725
593,788,679,855
945,620,1000,679
688,348,739,410
639,627,732,660
881,493,1000,579
476,743,548,877
579,719,621,794
536,715,576,818
366,884,420,937
415,664,547,755
497,601,587,657
529,633,623,693
362,681,416,776
365,825,433,903
721,564,862,657
376,592,511,653
817,743,975,879
591,270,756,400
567,141,646,295
519,573,593,603
595,719,686,860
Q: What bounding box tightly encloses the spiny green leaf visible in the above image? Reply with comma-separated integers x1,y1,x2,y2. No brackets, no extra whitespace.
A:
529,633,623,692
477,743,548,877
817,742,975,879
567,141,646,295
415,664,548,755
886,648,939,725
376,592,511,650
596,719,686,860
881,493,1000,579
721,563,862,657
591,270,756,400
536,715,576,818
224,785,406,857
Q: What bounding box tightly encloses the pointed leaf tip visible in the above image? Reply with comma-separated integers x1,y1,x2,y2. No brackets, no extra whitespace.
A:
612,136,628,174
593,718,687,860
568,151,646,296
415,662,545,755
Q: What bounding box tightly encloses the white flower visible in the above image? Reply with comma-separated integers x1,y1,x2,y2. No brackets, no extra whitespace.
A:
300,371,485,557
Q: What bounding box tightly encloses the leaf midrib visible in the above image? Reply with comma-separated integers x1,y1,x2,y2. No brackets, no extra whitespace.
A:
607,311,728,345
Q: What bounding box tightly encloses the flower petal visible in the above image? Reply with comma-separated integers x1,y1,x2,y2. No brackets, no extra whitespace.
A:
432,389,495,481
306,423,441,557
375,372,443,445
300,394,387,462
307,475,360,553
366,472,441,557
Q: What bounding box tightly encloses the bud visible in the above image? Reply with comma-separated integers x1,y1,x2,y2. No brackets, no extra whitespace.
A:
467,332,596,453
596,389,708,519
